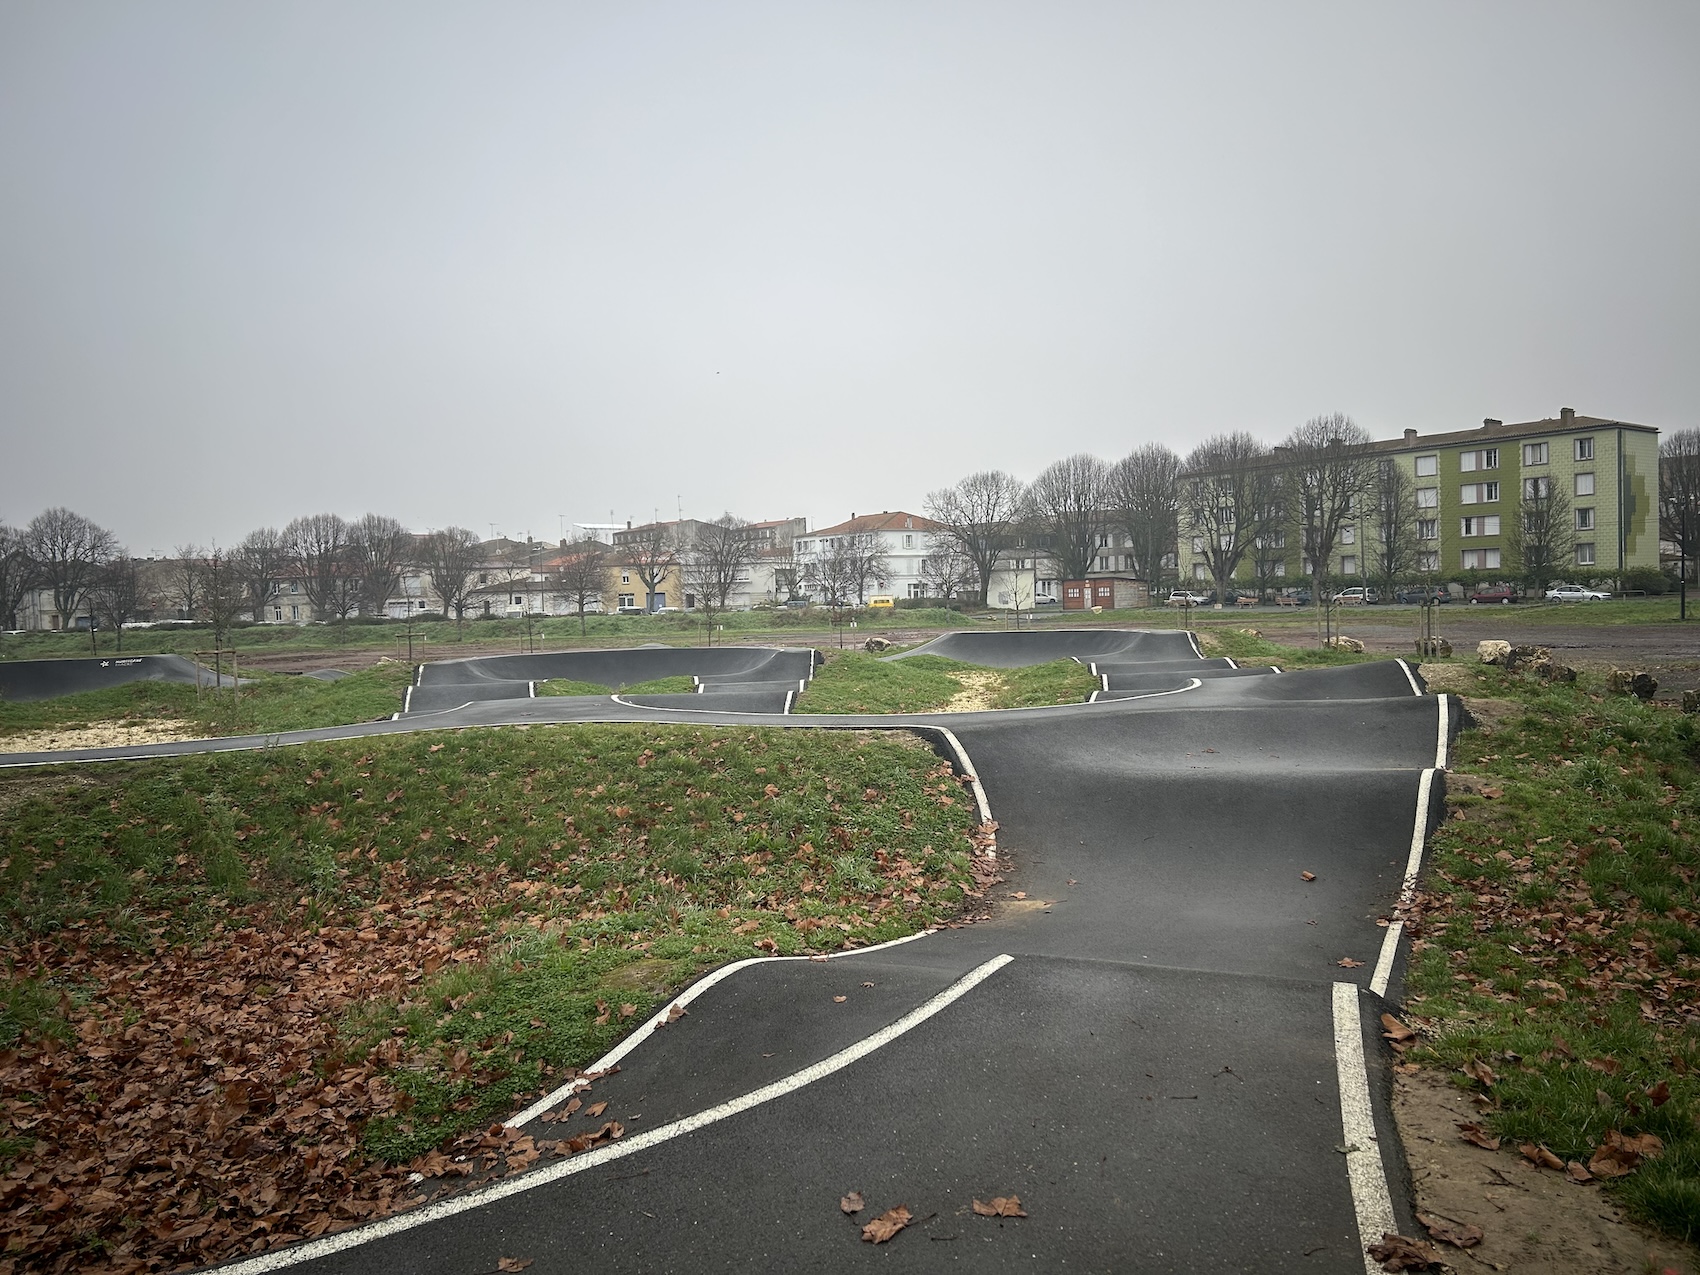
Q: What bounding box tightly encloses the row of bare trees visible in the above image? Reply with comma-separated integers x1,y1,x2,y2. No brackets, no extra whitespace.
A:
925,412,1644,606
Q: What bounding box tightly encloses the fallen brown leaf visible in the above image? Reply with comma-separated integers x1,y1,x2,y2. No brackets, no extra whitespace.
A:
1366,1232,1443,1270
1520,1142,1564,1171
1417,1212,1483,1248
1455,1121,1500,1151
1380,1014,1416,1044
1462,1058,1496,1087
1337,957,1365,968
833,995,847,1003
1565,1160,1594,1184
840,1191,865,1215
1301,871,1317,881
497,1259,534,1272
972,1195,1028,1218
1647,1080,1671,1107
584,1101,608,1118
861,1205,911,1244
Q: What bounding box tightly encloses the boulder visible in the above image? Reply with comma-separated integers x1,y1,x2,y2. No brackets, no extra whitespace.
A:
1607,668,1658,699
1325,636,1365,653
862,636,894,653
1682,690,1698,715
1415,636,1452,658
1477,640,1512,665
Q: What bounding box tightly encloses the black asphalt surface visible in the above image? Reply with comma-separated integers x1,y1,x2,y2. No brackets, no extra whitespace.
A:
407,647,817,714
0,653,240,702
4,632,1452,1273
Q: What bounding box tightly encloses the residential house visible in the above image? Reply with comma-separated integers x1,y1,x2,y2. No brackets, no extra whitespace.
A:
792,512,942,602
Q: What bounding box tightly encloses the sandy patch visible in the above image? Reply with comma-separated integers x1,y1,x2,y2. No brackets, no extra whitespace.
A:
0,720,200,753
1393,1066,1696,1273
943,671,1001,712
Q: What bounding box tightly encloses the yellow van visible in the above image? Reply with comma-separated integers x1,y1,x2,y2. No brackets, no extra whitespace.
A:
867,595,896,610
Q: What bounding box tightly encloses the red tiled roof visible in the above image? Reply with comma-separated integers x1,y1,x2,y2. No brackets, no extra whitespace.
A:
810,511,940,537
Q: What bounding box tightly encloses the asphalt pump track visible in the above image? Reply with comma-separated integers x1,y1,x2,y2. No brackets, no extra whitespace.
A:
3,631,1455,1272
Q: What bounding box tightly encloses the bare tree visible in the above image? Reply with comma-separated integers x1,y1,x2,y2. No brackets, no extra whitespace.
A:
842,529,890,604
802,538,863,607
1182,433,1270,600
1025,454,1112,581
1367,461,1421,598
1109,444,1182,589
1245,469,1292,602
419,527,485,633
925,471,1027,605
919,542,976,602
553,541,613,634
1510,478,1575,594
348,514,414,618
22,507,117,631
1662,428,1700,587
0,523,35,631
203,546,247,648
283,513,357,622
168,544,206,621
683,515,759,637
621,523,681,612
1281,413,1376,604
90,556,143,650
234,527,290,622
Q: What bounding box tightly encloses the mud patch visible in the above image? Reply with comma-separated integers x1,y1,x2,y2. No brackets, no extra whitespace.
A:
1393,1066,1696,1273
0,720,199,754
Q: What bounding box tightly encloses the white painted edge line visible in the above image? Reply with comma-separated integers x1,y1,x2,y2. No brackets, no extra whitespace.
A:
1187,631,1204,658
508,927,942,1126
782,689,794,714
527,682,536,699
1088,689,1100,703
1395,658,1423,698
1333,981,1398,1273
927,725,995,828
220,953,1013,1274
402,685,413,713
414,665,424,686
1098,677,1204,703
1370,767,1437,997
1224,656,1238,669
1101,673,1110,692
1269,665,1283,674
1435,694,1450,770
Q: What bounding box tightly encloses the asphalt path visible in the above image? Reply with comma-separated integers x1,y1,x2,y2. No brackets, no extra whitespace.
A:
0,653,244,702
2,633,1454,1272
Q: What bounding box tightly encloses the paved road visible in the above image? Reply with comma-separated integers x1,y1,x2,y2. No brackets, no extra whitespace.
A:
0,653,243,701
3,633,1452,1273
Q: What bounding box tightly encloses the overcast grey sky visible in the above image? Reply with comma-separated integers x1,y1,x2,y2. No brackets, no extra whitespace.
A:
3,1,1696,554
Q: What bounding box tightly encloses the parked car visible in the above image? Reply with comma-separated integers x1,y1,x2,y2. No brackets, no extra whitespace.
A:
1394,586,1452,605
867,595,896,610
615,605,648,615
1331,587,1380,605
1167,590,1212,607
1274,589,1312,607
1546,584,1610,601
1034,594,1061,606
784,597,811,608
1468,586,1520,604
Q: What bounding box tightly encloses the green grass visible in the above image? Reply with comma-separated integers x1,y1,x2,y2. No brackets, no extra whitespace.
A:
990,660,1102,708
1401,661,1700,1241
793,652,973,715
536,678,617,697
616,676,697,695
0,663,416,739
1,724,981,1162
1197,627,1383,668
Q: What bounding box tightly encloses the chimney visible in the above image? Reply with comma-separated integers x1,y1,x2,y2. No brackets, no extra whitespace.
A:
626,519,631,530
1483,418,1501,428
1403,429,1418,443
1560,407,1576,426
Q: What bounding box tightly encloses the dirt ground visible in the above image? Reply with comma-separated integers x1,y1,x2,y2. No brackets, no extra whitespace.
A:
0,719,198,753
1393,1067,1696,1273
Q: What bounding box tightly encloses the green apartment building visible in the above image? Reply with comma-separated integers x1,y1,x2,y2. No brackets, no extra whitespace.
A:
1180,409,1660,589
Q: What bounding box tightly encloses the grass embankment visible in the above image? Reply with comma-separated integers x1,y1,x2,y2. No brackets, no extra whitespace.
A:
1197,626,1383,668
0,607,979,663
1403,661,1700,1241
0,724,983,1270
793,651,1100,714
537,676,695,697
0,663,415,743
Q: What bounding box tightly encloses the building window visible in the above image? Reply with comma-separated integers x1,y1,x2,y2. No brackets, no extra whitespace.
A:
1417,519,1438,540
1418,551,1440,571
621,572,631,584
1098,533,1110,548
512,595,523,606
1459,448,1499,472
1340,555,1357,575
1575,507,1595,531
1415,454,1438,477
618,593,635,607
1192,563,1207,581
1460,482,1499,504
1272,561,1285,577
1523,476,1553,500
1522,441,1549,465
1416,487,1439,509
290,581,300,593
1191,536,1204,554
1575,472,1596,496
1575,437,1594,461
1340,526,1356,545
290,605,300,620
1461,548,1502,570
1097,556,1110,571
1576,543,1596,566
272,607,283,621
903,535,914,549
1460,516,1501,536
